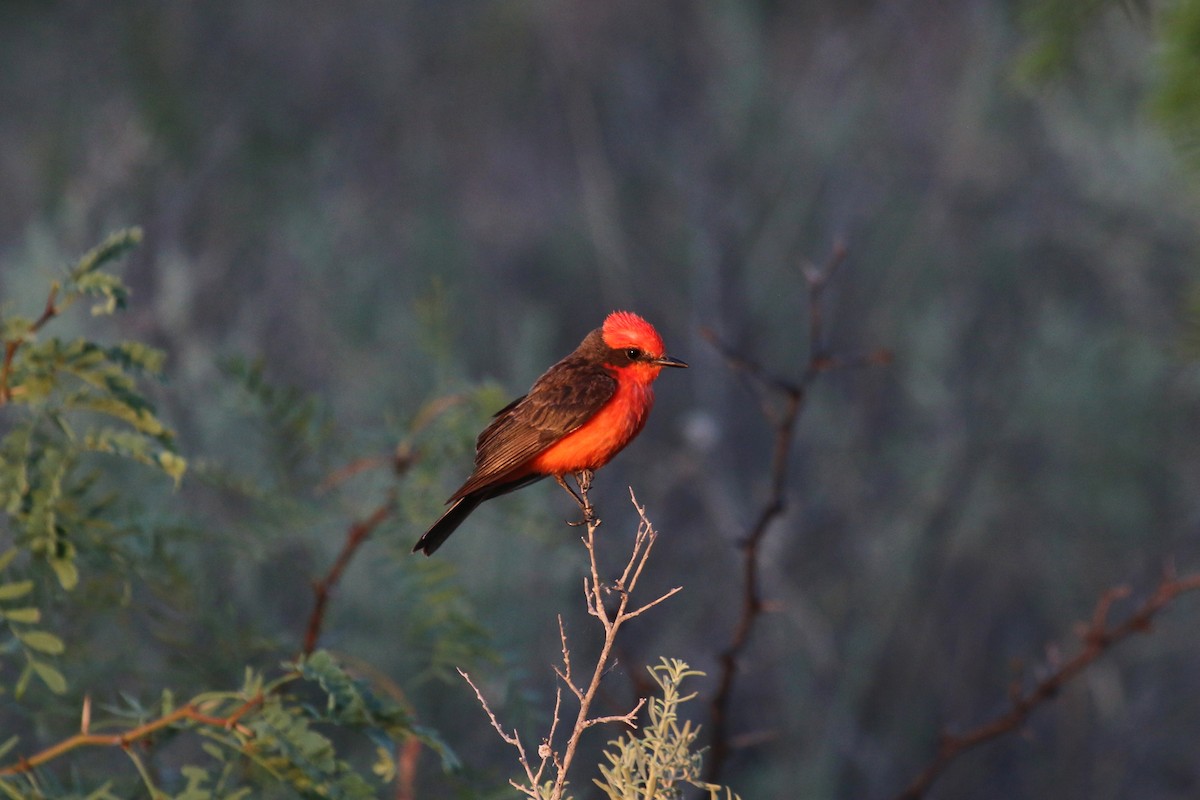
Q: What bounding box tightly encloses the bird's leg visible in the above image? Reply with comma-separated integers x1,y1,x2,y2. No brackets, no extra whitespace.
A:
576,468,597,526
555,469,599,528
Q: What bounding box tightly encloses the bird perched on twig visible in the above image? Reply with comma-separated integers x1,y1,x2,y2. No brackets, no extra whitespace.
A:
413,311,687,555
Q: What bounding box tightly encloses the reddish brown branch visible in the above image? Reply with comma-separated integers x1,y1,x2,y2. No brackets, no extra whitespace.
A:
704,243,890,783
0,694,264,776
0,284,61,405
395,737,422,800
303,498,397,655
300,397,460,797
894,569,1200,800
304,395,460,653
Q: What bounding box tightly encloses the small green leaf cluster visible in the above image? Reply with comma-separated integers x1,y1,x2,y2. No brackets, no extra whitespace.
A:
227,652,449,800
0,547,66,696
0,228,185,696
595,659,740,800
291,650,458,771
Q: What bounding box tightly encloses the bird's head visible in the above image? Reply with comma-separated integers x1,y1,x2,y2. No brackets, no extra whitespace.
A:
600,311,688,382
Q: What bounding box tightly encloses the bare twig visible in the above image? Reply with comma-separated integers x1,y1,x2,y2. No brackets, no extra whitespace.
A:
893,568,1200,800
552,488,679,799
316,394,463,494
461,486,680,800
704,243,890,783
586,699,649,730
459,667,546,794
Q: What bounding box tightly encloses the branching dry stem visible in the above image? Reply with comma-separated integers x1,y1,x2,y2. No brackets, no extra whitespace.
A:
460,486,680,800
893,567,1200,799
703,243,890,782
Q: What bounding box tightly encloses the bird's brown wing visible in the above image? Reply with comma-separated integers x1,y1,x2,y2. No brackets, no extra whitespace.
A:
448,357,617,501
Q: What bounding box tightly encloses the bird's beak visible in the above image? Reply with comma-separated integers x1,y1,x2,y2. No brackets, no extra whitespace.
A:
654,355,689,368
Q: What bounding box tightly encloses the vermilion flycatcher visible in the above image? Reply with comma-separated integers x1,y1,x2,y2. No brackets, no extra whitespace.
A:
413,311,687,555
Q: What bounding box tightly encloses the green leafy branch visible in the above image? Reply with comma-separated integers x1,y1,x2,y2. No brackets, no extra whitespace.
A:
0,650,457,799
0,227,141,405
218,356,334,491
0,229,187,697
0,547,67,698
595,659,740,800
0,230,488,798
0,227,185,507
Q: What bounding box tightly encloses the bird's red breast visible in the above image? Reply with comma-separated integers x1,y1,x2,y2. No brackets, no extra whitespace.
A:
528,375,654,474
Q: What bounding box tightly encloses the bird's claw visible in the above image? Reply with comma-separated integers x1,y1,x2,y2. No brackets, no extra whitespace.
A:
567,509,600,528
556,471,600,528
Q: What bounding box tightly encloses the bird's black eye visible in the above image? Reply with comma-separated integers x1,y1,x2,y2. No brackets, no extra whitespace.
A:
625,347,642,361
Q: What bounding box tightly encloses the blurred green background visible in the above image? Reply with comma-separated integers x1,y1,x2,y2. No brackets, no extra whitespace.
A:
2,1,1200,798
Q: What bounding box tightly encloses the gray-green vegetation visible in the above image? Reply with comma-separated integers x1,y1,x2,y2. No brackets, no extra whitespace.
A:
2,2,1200,798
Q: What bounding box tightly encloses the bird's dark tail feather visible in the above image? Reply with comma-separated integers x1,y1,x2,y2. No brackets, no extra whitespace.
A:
412,495,483,556
413,474,546,556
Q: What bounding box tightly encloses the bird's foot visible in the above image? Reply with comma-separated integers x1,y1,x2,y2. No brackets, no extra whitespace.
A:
557,470,600,528
566,508,600,528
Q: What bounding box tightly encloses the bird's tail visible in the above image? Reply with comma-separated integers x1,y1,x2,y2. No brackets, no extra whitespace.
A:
412,494,483,556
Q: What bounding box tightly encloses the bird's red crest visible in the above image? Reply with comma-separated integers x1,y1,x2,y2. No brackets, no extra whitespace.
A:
601,311,665,356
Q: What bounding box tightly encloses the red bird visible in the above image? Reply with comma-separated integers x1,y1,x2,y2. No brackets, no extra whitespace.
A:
413,311,687,555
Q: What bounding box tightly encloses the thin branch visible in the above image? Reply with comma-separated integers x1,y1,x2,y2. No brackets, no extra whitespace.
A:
458,668,544,796
0,694,264,776
316,454,395,494
461,486,680,800
459,669,525,751
0,283,61,405
704,243,891,784
893,568,1200,800
316,394,463,494
550,489,676,800
584,697,648,729
302,496,396,654
308,396,462,653
395,737,422,800
555,615,585,700
543,686,564,774
624,585,684,622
